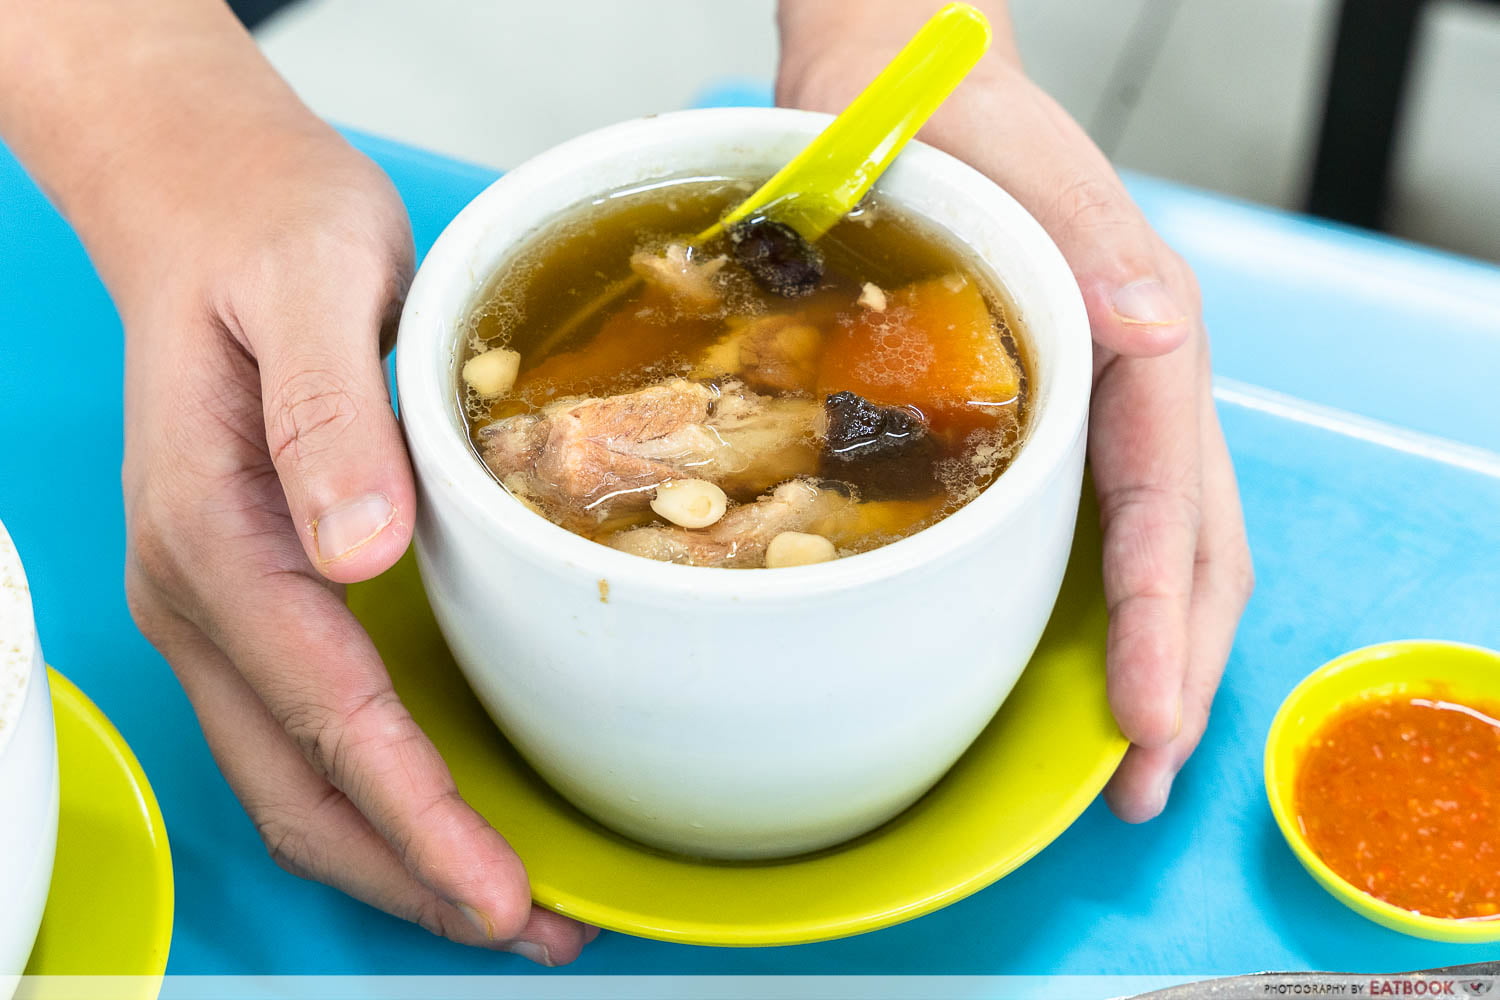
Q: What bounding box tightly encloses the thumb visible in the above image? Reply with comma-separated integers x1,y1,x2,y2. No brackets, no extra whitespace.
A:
1047,167,1196,361
925,79,1196,359
257,287,415,585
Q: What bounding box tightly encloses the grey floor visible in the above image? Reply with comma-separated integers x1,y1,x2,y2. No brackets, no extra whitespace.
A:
256,0,1500,263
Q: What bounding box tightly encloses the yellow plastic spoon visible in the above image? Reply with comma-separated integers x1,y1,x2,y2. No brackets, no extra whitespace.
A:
536,2,991,353
700,1,992,244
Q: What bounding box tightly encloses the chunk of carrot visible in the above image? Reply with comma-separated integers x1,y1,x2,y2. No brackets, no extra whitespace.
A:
514,287,715,403
813,496,949,548
816,274,1021,432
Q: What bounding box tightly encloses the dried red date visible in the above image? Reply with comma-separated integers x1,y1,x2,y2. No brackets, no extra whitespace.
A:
727,217,825,298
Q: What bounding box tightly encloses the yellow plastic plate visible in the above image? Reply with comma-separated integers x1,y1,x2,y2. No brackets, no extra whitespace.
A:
1265,639,1500,943
349,504,1125,946
22,670,174,994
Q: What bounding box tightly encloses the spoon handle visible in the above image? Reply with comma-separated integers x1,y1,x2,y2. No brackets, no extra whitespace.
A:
536,4,990,358
704,2,992,244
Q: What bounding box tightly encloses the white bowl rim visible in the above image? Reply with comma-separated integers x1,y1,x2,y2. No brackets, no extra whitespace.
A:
0,518,38,759
396,107,1091,601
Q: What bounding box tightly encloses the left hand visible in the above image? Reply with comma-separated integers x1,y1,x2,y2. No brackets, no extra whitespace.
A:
777,0,1254,822
0,0,596,961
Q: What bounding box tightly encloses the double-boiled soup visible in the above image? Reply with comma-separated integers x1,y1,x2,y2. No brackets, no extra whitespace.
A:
458,175,1032,568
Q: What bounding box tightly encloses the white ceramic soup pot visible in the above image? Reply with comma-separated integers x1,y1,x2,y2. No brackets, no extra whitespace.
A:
397,108,1091,859
0,519,59,976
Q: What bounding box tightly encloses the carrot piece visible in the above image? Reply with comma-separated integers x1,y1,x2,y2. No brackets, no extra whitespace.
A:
514,288,715,403
816,274,1021,432
813,496,949,548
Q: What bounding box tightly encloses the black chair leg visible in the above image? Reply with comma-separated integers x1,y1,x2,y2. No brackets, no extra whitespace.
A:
229,0,304,31
1306,0,1428,230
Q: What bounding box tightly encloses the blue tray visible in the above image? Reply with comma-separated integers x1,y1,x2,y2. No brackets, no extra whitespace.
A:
1,127,1498,979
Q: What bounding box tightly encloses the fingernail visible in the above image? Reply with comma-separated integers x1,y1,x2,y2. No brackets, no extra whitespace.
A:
312,492,395,563
583,924,603,945
1173,697,1184,740
506,941,554,967
1111,279,1188,327
456,902,495,941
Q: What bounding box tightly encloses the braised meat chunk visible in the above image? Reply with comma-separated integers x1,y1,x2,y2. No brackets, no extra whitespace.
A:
481,379,715,522
479,379,822,526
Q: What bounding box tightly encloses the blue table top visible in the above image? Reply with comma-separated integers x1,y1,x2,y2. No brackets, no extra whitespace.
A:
3,121,1499,983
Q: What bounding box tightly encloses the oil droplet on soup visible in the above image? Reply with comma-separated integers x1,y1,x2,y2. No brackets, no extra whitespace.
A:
458,176,1032,569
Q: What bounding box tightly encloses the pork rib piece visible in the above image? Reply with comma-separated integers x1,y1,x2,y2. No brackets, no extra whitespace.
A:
479,379,820,526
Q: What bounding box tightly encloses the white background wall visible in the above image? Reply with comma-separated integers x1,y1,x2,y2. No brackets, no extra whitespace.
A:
257,0,1500,262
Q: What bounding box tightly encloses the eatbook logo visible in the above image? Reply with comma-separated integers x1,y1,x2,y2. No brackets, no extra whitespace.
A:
1461,983,1493,997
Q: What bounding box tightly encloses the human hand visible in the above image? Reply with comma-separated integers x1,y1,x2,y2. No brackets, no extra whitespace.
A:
0,0,596,962
106,118,594,962
778,1,1254,821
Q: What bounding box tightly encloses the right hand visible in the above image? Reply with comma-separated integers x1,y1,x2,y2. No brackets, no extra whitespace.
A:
777,0,1255,823
116,119,594,965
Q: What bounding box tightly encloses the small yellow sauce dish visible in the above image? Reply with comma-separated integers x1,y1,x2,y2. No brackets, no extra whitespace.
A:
1265,639,1500,943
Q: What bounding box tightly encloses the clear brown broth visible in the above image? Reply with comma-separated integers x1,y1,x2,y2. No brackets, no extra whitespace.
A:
458,174,1032,559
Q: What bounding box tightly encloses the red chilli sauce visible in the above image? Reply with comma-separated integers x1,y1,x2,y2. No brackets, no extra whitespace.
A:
1294,693,1500,920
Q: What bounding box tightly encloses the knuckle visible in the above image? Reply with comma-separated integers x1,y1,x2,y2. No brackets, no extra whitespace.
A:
388,789,467,873
410,897,466,941
1053,178,1194,312
124,495,190,622
126,528,175,593
265,369,362,466
1054,175,1135,239
279,701,341,778
334,688,413,775
390,795,523,926
123,565,173,644
1102,481,1203,539
411,899,450,941
1100,483,1203,603
253,785,346,881
247,200,408,311
1163,250,1203,310
256,809,314,880
281,687,404,785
